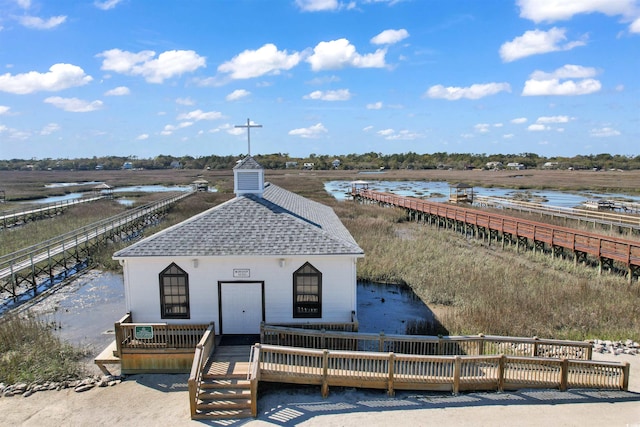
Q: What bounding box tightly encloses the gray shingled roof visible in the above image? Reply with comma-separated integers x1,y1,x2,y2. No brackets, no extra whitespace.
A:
113,183,363,258
233,156,262,170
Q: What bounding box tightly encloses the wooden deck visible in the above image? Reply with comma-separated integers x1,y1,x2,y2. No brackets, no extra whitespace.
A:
94,340,120,375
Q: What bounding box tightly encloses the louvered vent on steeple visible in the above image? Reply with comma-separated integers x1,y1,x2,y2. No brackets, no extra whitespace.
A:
233,156,264,197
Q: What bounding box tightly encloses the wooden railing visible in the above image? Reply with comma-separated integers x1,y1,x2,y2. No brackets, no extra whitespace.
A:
114,312,209,353
261,326,593,360
188,323,216,419
474,195,640,230
261,311,359,336
248,345,261,417
355,189,640,281
0,191,194,300
252,344,629,396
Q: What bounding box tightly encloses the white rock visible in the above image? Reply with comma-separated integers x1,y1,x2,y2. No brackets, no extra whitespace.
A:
74,384,94,393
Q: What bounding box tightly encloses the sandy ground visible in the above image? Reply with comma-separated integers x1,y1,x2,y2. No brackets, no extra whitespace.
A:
0,353,638,427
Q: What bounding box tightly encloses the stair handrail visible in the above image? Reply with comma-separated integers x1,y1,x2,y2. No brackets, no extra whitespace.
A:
248,344,261,417
188,322,215,419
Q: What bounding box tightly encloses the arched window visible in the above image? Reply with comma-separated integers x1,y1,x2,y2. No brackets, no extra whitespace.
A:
293,262,322,318
159,263,190,319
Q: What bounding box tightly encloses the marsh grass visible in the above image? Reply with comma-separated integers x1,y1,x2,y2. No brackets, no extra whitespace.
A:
0,315,87,384
339,202,640,341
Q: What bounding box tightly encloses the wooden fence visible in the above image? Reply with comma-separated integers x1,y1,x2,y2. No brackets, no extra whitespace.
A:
251,344,629,396
261,325,593,360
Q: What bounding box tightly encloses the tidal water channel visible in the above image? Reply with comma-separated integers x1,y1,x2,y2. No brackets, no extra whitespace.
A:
26,273,434,358
324,180,640,207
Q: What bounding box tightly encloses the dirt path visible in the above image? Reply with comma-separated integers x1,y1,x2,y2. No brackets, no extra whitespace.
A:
1,353,638,427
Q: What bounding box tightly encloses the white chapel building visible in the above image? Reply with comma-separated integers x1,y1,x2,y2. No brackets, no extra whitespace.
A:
113,156,364,335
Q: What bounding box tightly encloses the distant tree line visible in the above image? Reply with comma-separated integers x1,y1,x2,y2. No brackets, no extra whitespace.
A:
1,152,639,171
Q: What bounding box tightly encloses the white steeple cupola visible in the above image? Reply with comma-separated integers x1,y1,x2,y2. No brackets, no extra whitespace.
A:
233,156,265,197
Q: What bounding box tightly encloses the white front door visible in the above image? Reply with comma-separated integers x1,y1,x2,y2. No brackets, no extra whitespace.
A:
220,282,263,334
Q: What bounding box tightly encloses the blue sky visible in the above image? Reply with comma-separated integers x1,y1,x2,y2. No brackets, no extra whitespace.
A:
0,0,638,160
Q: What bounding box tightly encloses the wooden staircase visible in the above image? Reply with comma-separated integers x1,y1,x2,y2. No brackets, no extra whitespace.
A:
192,345,254,420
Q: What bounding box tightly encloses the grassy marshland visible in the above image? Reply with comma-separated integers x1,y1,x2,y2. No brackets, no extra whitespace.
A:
1,169,639,384
0,315,87,384
333,200,640,341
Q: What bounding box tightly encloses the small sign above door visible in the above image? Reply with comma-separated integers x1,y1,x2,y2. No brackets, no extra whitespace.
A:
233,268,250,278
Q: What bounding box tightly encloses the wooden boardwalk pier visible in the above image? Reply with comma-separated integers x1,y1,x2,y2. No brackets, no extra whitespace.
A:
353,189,640,283
0,195,105,230
0,191,193,311
474,195,640,234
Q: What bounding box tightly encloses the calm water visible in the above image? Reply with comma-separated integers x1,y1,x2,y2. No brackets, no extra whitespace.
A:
29,273,432,354
324,180,640,208
28,184,216,204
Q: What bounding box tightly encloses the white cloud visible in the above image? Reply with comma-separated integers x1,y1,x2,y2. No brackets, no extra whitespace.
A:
366,101,383,109
304,89,352,101
363,125,374,132
176,97,195,106
44,97,103,112
378,129,422,140
474,123,491,133
307,75,341,85
527,123,551,131
40,123,60,135
0,63,92,94
531,64,597,79
295,0,339,11
136,133,149,140
226,89,251,101
16,0,31,9
18,15,66,30
499,27,586,62
176,109,223,121
503,134,515,139
523,65,601,96
370,29,409,45
104,86,130,96
425,82,511,100
288,123,328,138
218,44,302,79
97,49,206,83
537,115,572,123
0,105,10,115
517,0,637,23
160,122,194,136
631,17,640,32
590,127,621,137
95,0,123,10
511,117,528,124
307,38,386,71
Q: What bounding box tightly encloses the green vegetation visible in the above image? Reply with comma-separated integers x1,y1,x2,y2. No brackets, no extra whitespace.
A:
0,315,87,384
2,151,640,172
